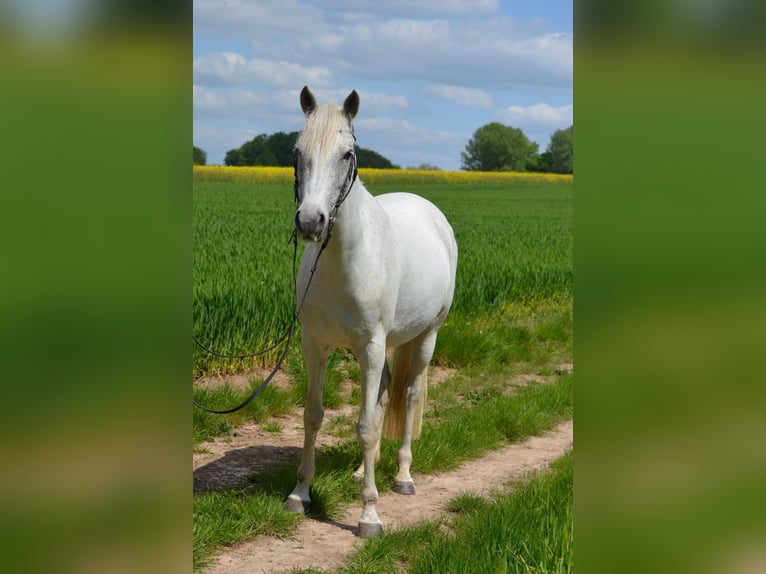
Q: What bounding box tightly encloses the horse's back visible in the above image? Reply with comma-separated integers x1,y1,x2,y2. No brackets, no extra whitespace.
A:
375,192,457,340
376,192,456,259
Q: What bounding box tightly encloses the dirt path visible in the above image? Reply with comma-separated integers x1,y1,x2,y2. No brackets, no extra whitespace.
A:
198,418,573,574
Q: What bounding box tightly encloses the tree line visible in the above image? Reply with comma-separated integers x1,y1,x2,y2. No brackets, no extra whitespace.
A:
193,122,572,174
221,131,398,169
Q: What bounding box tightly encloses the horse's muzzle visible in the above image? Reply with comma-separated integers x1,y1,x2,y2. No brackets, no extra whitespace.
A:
295,210,327,242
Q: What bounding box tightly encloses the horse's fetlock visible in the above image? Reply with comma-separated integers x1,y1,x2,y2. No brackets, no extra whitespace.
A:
361,491,378,505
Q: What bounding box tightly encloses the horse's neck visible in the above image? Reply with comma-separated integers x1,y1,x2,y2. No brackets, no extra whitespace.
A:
328,180,385,257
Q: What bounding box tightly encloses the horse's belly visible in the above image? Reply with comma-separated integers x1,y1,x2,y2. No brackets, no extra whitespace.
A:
299,282,448,351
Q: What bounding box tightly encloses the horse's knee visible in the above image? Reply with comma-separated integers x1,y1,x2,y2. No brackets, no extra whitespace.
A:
304,405,324,433
356,419,379,450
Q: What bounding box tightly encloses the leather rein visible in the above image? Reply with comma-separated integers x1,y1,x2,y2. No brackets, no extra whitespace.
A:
192,153,357,414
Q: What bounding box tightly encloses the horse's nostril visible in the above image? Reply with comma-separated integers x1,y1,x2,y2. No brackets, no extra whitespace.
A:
318,213,326,225
295,211,302,229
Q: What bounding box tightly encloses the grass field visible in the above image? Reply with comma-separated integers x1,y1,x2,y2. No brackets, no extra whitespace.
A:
193,168,573,571
193,170,572,375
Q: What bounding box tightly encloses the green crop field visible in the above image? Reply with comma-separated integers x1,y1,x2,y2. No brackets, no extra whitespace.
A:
193,175,572,375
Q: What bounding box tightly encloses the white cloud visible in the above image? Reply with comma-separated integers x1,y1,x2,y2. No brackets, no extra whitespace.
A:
498,102,573,129
355,91,409,113
342,20,570,92
193,84,262,116
194,1,572,93
193,0,329,39
194,52,334,88
323,0,500,17
424,84,494,109
356,117,458,141
193,85,306,123
353,117,464,169
193,84,227,114
193,1,573,170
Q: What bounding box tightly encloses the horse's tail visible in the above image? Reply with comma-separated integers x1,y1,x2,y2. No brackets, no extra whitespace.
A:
382,341,427,440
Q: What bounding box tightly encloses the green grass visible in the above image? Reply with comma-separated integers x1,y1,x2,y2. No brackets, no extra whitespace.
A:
193,489,300,570
411,184,573,314
193,381,294,446
332,451,573,574
193,181,572,375
414,451,573,574
261,421,283,433
287,453,573,574
193,373,572,569
193,180,574,571
286,348,348,409
435,295,572,368
193,181,298,375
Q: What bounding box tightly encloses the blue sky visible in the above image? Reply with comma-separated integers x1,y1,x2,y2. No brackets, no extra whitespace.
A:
193,0,572,170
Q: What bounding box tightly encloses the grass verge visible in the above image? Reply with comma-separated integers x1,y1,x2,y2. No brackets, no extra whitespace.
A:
193,373,572,570
328,450,573,574
192,490,300,570
193,381,294,448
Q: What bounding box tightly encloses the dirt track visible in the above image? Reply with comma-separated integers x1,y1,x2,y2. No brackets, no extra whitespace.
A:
194,415,573,574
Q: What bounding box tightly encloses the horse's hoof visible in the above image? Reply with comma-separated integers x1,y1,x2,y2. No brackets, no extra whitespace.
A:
358,520,384,538
393,480,416,495
285,495,310,514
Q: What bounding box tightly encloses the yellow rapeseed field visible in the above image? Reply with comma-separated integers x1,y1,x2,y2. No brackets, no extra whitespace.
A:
193,165,572,186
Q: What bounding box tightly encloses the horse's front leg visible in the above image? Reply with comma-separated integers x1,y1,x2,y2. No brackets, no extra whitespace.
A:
353,361,390,482
355,338,387,537
286,333,330,514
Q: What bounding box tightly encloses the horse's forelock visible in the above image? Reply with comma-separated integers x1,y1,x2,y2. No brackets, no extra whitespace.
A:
297,104,352,158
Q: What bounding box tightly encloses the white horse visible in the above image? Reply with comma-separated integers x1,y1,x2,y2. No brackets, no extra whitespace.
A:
285,86,458,537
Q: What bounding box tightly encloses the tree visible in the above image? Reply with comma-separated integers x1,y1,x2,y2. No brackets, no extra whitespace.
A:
193,145,207,165
239,134,277,166
461,122,539,172
544,126,573,174
356,147,399,169
224,149,243,166
407,163,441,171
224,131,398,168
267,131,300,166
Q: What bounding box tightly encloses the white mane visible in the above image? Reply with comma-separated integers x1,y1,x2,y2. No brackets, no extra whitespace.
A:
296,104,353,159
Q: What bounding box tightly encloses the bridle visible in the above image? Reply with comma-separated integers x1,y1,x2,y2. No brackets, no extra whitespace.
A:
192,146,358,414
293,129,358,235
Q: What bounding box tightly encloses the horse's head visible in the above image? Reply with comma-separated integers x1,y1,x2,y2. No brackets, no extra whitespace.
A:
293,86,359,242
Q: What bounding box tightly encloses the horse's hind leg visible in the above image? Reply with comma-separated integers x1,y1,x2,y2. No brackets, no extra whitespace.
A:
393,330,438,496
286,332,330,514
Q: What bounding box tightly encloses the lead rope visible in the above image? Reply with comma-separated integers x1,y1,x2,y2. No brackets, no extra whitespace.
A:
192,153,357,414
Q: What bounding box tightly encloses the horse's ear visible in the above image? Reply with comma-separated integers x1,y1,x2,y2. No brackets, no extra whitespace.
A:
300,86,317,116
343,90,359,120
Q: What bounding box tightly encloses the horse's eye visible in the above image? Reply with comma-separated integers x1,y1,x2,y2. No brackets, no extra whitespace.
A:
344,150,354,161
